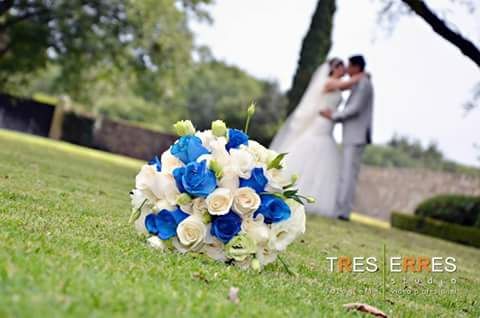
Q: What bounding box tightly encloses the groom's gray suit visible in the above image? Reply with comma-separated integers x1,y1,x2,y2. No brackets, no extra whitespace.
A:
332,75,373,218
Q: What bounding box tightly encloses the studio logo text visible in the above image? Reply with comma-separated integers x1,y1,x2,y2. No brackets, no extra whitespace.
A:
326,256,457,273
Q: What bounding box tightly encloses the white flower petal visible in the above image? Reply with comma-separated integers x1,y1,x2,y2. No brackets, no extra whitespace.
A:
147,236,165,250
206,188,234,215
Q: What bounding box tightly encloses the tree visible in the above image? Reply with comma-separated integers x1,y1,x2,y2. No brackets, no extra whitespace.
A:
364,135,480,175
287,0,336,114
378,0,480,68
184,57,287,144
0,0,211,104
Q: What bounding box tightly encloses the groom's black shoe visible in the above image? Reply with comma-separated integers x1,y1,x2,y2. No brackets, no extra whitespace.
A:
337,215,350,222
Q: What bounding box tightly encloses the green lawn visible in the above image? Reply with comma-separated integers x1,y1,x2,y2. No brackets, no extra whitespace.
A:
0,129,479,317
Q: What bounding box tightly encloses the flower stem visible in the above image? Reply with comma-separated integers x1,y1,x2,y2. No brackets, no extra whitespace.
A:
129,199,147,224
277,255,297,277
244,116,251,134
244,102,255,133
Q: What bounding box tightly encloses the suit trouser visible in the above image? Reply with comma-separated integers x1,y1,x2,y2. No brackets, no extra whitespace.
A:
335,144,365,218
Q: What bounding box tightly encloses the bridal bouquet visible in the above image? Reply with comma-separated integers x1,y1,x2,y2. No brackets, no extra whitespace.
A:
129,104,312,270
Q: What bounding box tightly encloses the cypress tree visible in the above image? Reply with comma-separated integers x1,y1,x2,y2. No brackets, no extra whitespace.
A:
287,0,336,114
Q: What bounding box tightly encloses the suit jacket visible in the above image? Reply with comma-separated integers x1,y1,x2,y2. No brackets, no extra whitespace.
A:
332,76,373,145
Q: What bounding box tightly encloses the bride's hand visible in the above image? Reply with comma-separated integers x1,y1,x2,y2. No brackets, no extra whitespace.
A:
319,109,332,120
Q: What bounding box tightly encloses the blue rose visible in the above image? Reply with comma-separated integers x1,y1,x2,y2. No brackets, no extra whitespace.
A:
239,167,268,193
226,128,248,151
148,155,162,172
211,211,242,243
145,208,189,240
173,160,217,197
171,135,209,164
172,167,186,193
254,195,291,224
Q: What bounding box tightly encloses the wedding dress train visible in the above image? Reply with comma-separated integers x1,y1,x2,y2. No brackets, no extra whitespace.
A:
270,64,342,217
284,92,341,216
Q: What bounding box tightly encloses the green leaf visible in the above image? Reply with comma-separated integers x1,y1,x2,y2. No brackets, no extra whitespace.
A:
283,189,299,197
209,160,224,179
270,192,285,199
267,153,288,170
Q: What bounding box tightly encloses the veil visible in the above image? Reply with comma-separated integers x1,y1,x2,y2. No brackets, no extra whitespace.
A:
270,63,330,152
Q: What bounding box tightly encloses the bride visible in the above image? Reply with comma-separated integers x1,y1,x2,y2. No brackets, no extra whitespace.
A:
270,58,364,217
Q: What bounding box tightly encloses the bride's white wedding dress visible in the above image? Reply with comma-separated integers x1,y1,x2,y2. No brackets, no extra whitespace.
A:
270,64,341,217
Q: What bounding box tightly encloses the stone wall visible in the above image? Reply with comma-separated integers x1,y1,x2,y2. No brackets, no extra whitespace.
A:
91,117,177,160
61,113,177,160
0,94,54,137
0,94,177,160
354,166,480,220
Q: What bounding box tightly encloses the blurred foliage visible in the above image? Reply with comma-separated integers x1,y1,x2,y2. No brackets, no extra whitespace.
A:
287,0,335,114
0,0,286,141
391,212,480,248
363,135,480,176
415,194,480,228
0,0,205,109
184,56,287,144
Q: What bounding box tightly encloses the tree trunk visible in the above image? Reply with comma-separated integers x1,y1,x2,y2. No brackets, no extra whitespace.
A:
287,0,336,115
401,0,480,68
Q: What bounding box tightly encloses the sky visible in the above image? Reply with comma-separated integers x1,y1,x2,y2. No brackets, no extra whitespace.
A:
190,0,480,166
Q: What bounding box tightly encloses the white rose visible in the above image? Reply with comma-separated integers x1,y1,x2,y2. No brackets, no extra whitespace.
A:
256,246,278,267
180,198,207,216
180,197,208,215
174,215,207,252
210,137,231,166
218,166,240,191
229,148,255,179
147,236,165,250
135,165,179,207
205,188,233,215
192,198,208,215
195,130,216,151
241,215,270,244
133,209,151,234
201,226,227,261
130,189,148,210
161,149,184,174
233,187,261,217
130,189,153,234
157,173,180,206
153,199,177,212
135,164,157,200
246,140,270,164
268,199,306,251
265,168,290,192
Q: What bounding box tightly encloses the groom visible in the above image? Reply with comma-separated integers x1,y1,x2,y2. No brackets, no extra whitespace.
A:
320,55,374,221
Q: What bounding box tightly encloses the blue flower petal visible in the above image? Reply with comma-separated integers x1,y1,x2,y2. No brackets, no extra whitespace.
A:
171,208,189,224
145,214,158,234
155,210,178,240
173,166,186,193
148,155,162,172
171,135,209,164
255,195,291,224
211,211,242,243
240,167,267,193
226,129,248,151
181,160,217,197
